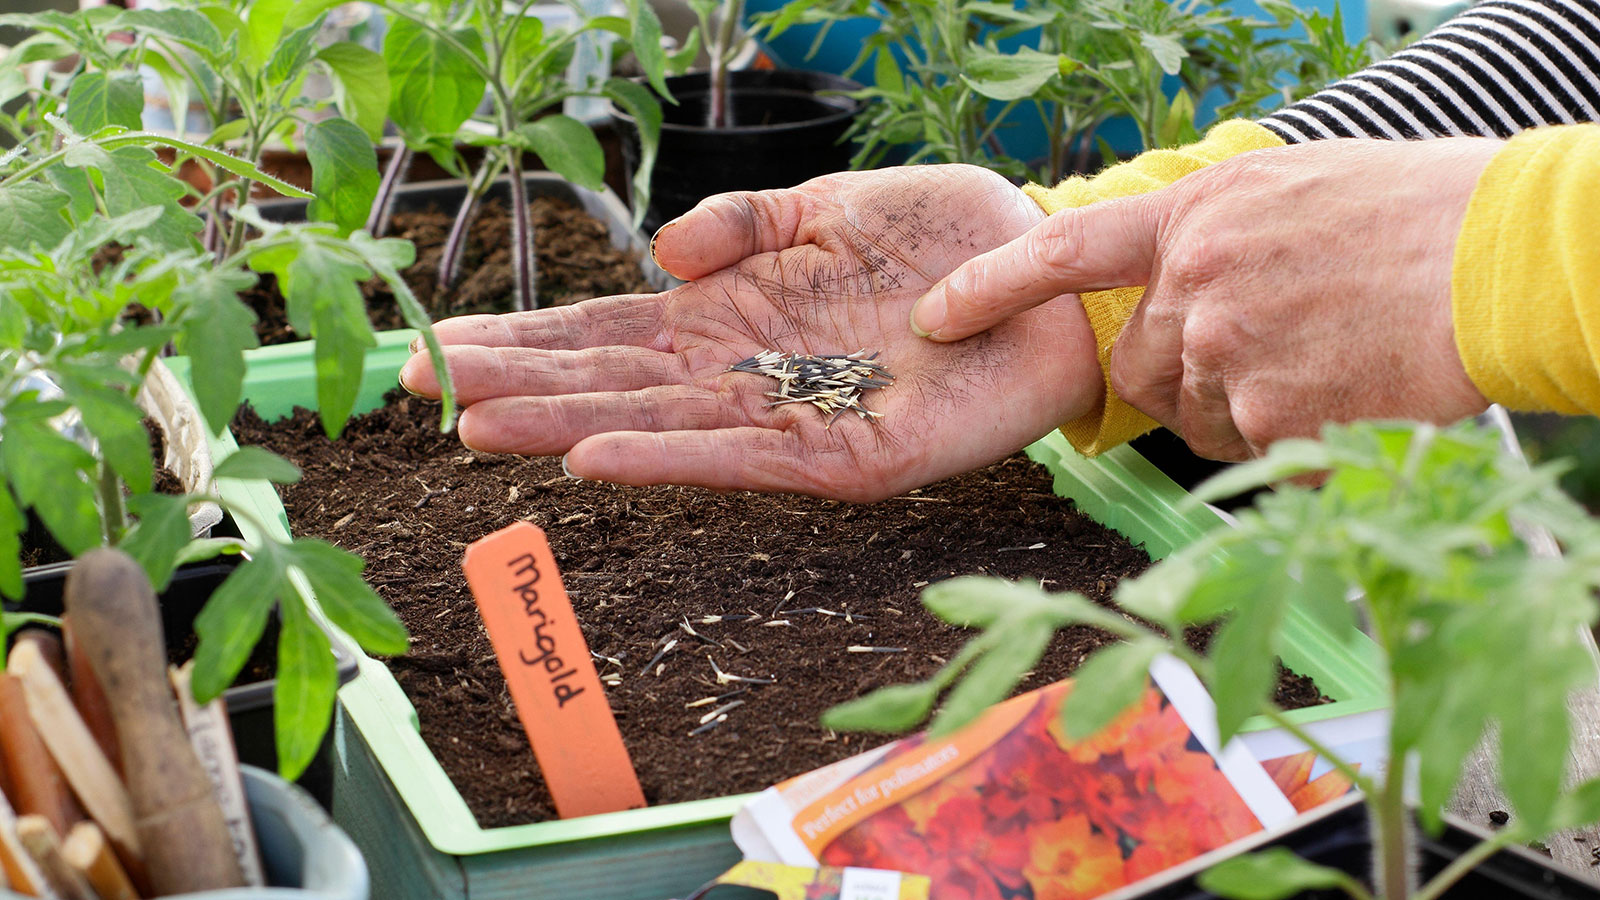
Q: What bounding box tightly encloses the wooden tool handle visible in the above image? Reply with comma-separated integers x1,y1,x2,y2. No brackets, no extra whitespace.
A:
62,822,138,900
16,816,96,900
0,675,82,838
64,548,244,896
61,617,121,776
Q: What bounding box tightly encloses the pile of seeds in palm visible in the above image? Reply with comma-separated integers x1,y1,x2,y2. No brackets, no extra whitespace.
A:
727,349,894,426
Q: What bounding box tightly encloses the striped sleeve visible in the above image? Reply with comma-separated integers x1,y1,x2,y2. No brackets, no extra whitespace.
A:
1260,0,1600,143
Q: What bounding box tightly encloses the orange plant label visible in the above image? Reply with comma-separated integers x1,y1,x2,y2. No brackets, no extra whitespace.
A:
462,521,645,818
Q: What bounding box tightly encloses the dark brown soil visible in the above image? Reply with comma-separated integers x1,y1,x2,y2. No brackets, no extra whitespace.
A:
233,393,1330,828
248,197,654,344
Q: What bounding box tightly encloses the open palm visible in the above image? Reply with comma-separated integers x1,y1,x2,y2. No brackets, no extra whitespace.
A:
398,165,1102,501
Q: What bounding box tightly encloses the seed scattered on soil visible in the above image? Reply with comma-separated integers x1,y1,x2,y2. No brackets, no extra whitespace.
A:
728,349,894,426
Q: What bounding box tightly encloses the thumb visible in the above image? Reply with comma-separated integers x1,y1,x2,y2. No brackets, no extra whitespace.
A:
649,188,812,281
910,192,1164,342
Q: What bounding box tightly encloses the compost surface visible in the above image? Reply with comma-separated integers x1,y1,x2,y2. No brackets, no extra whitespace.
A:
235,393,1328,828
248,196,653,344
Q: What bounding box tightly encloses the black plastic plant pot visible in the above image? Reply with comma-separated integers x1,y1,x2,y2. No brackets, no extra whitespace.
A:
1101,794,1600,900
8,550,358,805
610,69,866,235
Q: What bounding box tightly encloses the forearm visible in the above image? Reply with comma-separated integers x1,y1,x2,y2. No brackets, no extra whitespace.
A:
1262,0,1600,143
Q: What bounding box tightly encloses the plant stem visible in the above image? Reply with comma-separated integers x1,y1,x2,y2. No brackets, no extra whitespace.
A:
437,160,499,294
505,148,537,312
96,461,125,546
367,144,412,237
707,0,745,128
1374,761,1418,899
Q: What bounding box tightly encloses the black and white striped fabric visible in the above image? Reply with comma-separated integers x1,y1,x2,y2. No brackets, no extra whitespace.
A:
1260,0,1600,142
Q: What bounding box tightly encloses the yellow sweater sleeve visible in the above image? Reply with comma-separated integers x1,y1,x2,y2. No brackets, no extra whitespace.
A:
1452,125,1600,415
1024,120,1285,456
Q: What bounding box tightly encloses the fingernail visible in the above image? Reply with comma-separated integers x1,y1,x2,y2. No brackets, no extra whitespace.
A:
397,361,423,396
910,287,946,338
561,454,582,481
409,334,424,354
649,220,678,265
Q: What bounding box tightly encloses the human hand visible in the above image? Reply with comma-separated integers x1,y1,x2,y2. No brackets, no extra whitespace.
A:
397,165,1102,501
910,138,1499,460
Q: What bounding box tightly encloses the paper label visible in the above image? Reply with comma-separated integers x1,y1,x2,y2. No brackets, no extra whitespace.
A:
462,521,644,818
839,867,903,900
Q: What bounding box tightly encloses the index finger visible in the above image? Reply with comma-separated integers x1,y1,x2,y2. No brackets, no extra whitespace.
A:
419,294,670,350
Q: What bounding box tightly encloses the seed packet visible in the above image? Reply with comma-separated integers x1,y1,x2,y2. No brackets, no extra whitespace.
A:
730,657,1303,900
678,860,931,900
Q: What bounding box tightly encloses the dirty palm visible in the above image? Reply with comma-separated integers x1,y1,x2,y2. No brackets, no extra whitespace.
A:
400,166,1103,500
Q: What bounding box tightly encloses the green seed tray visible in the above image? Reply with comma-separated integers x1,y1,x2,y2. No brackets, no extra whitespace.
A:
171,330,1384,900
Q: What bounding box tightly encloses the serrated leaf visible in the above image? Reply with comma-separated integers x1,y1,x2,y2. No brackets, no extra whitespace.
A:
513,115,605,191
273,240,376,436
65,72,144,135
66,145,201,250
241,0,293,70
266,16,323,86
275,592,338,780
172,266,258,433
118,8,224,60
1197,849,1358,899
306,118,379,236
930,619,1053,735
820,682,939,733
120,493,195,591
962,47,1064,101
191,550,282,702
214,446,302,484
0,183,72,252
384,17,486,145
1,419,99,556
316,43,391,142
1209,592,1284,743
58,375,151,494
288,539,407,655
1061,640,1161,739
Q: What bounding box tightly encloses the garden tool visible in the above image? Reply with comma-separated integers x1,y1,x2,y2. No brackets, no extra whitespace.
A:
65,547,244,895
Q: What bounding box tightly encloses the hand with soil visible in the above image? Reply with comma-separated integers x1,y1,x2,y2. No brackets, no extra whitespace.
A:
398,165,1103,501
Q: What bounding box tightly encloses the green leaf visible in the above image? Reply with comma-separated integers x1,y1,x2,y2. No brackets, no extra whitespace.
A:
603,78,661,228
266,239,376,436
118,8,225,61
0,183,72,252
266,16,324,86
384,17,486,145
1,419,99,556
345,232,455,430
305,118,379,237
65,72,145,135
274,592,338,781
120,493,195,591
65,144,201,250
820,682,939,733
0,485,25,599
920,575,1031,627
930,618,1054,735
191,549,282,702
1061,640,1161,740
512,115,605,192
962,47,1065,102
1209,591,1285,743
1140,33,1189,75
213,446,302,485
873,47,904,97
316,43,391,142
626,0,672,99
58,375,151,494
1187,439,1335,505
172,266,259,434
1546,777,1600,833
132,133,312,199
241,0,293,72
287,539,407,655
1197,849,1360,899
